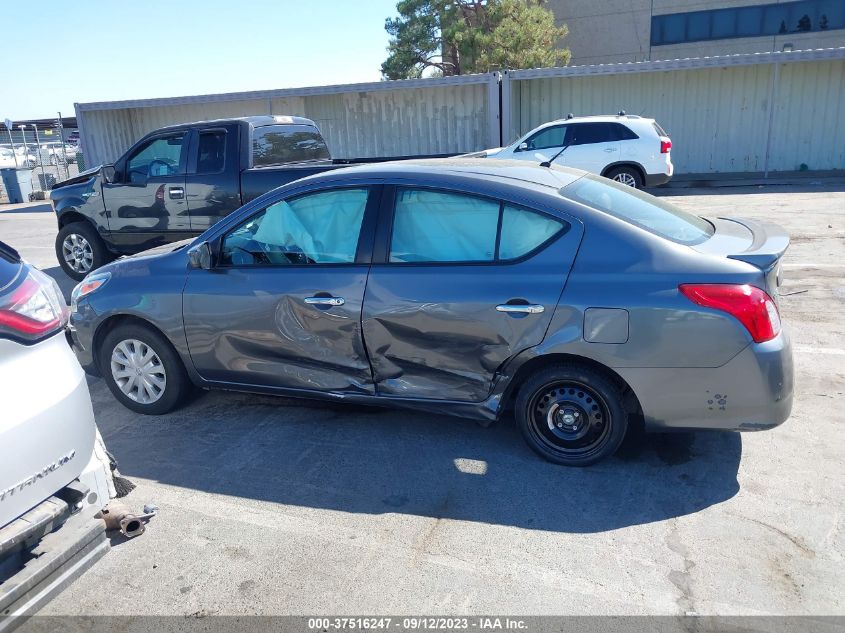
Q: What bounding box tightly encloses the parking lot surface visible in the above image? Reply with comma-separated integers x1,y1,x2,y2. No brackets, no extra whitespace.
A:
2,184,843,616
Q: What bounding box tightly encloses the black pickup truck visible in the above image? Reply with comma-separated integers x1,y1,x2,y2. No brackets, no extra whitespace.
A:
50,116,368,280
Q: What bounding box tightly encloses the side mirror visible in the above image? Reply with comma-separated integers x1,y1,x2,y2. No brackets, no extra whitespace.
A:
102,165,116,184
188,242,213,270
517,142,529,151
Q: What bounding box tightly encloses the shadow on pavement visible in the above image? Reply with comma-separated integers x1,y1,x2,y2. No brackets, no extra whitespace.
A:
94,387,741,534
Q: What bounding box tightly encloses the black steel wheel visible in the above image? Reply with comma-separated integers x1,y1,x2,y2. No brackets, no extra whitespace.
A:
515,364,628,466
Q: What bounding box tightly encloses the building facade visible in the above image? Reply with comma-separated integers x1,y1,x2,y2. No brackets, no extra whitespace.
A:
547,0,845,65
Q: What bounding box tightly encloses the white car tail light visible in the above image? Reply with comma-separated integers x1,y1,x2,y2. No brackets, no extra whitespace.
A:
0,268,68,342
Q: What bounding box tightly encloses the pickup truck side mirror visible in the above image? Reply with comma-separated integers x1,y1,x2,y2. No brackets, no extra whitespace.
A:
188,242,213,270
102,165,116,184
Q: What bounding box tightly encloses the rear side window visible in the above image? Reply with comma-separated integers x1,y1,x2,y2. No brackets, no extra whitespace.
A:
389,189,567,263
612,123,639,141
252,124,330,167
561,175,713,245
197,131,226,173
568,123,616,145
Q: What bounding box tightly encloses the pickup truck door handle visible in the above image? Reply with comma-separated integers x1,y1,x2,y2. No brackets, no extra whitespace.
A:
305,296,345,307
603,147,617,152
168,186,185,200
496,303,544,314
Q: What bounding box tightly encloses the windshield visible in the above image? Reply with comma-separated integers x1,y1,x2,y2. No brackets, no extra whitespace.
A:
252,124,330,167
560,175,714,245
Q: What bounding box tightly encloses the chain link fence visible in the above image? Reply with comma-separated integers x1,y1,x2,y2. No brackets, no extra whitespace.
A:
1,122,81,204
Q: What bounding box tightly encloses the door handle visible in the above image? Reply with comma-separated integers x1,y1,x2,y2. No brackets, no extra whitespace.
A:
305,296,345,307
168,186,185,199
604,148,617,153
496,304,544,314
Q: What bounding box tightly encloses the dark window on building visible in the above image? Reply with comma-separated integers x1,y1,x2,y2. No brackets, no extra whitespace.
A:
651,0,845,46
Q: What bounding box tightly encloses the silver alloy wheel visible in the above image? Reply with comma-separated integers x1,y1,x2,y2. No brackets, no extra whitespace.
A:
110,339,167,405
61,233,94,274
612,172,638,187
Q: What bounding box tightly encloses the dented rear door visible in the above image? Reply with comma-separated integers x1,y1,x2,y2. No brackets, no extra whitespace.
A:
362,186,583,403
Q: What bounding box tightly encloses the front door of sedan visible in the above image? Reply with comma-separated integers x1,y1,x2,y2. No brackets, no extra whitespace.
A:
182,186,381,394
362,187,582,402
102,131,191,252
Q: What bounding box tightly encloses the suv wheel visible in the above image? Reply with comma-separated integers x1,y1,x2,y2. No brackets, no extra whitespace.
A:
56,221,110,281
606,166,643,189
515,364,628,466
99,323,192,415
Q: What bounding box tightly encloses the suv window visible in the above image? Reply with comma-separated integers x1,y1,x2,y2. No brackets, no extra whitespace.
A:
568,123,616,145
197,130,226,174
612,123,639,141
126,134,185,182
389,189,568,263
652,121,668,136
221,188,368,266
561,175,714,246
521,125,566,151
252,124,330,167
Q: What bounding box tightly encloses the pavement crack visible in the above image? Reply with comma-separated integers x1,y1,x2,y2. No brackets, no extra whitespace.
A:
665,521,697,615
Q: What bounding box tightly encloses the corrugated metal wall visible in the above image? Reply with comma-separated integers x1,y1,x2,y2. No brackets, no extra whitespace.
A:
507,58,845,174
77,53,845,175
79,80,492,166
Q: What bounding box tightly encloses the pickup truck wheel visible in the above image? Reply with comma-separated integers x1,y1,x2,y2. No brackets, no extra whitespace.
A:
99,324,192,415
56,222,109,281
515,364,628,467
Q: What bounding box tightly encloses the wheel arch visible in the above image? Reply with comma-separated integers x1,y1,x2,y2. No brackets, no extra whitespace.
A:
57,208,98,231
92,313,184,376
601,161,646,182
501,352,644,429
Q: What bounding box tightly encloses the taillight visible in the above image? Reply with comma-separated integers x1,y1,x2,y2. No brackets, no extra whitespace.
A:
660,138,672,154
0,267,68,342
679,284,781,343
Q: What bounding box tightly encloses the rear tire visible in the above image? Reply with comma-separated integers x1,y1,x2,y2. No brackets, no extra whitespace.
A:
98,323,192,415
56,221,111,281
515,364,628,466
606,165,643,189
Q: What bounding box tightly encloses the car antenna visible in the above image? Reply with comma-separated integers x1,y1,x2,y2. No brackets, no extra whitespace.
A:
540,143,571,168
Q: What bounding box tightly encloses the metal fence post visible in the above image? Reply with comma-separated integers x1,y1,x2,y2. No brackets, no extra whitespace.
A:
500,70,512,146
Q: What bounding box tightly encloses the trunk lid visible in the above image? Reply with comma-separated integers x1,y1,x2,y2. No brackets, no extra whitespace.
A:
693,217,789,296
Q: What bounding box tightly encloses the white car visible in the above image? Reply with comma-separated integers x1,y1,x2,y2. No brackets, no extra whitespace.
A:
485,114,673,188
39,142,77,165
0,242,113,616
0,148,18,169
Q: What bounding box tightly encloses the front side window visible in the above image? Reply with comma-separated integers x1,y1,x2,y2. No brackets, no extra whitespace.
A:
389,188,568,263
521,125,567,151
252,124,330,167
221,188,368,266
126,134,185,182
561,175,714,246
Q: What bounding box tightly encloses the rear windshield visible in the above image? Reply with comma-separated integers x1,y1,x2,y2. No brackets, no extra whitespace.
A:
252,124,330,167
560,175,713,245
652,121,668,137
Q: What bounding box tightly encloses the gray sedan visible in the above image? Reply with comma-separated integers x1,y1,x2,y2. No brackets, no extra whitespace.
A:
68,159,793,466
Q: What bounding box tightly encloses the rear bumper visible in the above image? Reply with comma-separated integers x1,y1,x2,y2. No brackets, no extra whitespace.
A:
617,329,793,432
645,172,672,187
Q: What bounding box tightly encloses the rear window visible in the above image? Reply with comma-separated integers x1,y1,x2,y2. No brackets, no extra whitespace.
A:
560,175,713,245
252,124,330,167
652,121,668,137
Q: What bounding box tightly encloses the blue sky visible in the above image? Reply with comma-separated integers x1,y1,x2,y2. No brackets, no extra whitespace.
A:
3,0,399,120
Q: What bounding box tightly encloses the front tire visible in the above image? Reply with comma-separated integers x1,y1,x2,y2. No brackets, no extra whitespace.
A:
56,221,110,281
515,364,628,466
606,165,643,189
99,323,192,415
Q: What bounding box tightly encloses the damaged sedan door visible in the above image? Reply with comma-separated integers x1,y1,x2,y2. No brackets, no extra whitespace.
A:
362,186,582,402
182,186,381,394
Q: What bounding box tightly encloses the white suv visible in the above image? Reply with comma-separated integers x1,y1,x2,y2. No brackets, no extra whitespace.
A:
485,114,673,188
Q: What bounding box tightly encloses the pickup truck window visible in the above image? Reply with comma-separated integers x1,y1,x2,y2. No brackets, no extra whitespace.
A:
252,124,330,167
197,130,226,174
221,188,368,266
126,133,185,183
